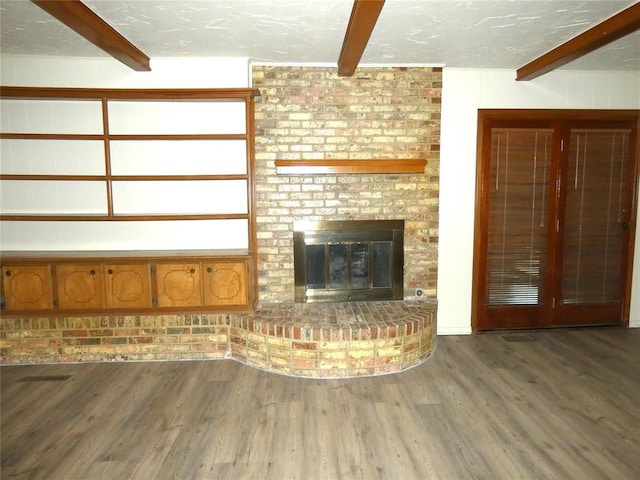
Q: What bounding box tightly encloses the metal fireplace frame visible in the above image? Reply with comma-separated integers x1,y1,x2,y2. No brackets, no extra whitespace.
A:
293,220,404,303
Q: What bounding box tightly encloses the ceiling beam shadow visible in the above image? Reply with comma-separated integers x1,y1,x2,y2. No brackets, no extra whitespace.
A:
31,0,151,71
517,3,640,81
337,0,385,77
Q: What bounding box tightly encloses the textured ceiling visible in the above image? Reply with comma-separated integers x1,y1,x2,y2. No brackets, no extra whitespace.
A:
1,0,639,71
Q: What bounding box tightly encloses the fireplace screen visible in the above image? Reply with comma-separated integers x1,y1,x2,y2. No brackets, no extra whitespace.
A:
293,220,404,303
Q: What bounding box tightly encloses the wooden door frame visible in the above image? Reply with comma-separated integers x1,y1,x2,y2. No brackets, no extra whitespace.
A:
471,109,640,331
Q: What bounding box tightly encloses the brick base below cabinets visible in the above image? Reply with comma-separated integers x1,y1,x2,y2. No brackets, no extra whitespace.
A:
0,301,436,378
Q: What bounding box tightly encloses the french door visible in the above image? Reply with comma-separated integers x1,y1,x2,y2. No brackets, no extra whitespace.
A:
473,111,639,330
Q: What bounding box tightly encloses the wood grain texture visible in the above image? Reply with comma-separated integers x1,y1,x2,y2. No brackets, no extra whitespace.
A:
516,3,640,80
2,327,639,479
30,0,150,72
0,86,259,100
337,0,386,77
275,159,426,175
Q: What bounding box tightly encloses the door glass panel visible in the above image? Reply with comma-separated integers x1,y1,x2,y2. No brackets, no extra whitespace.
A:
561,129,630,304
486,128,552,305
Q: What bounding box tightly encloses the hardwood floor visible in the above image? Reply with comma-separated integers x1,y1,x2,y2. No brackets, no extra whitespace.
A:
2,327,639,479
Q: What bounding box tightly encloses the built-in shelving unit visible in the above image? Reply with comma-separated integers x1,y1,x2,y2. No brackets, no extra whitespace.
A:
0,86,259,314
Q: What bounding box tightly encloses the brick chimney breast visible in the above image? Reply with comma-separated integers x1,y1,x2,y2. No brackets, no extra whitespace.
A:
252,67,441,303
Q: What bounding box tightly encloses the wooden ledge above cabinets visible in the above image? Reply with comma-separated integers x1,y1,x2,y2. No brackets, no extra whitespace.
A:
274,159,427,175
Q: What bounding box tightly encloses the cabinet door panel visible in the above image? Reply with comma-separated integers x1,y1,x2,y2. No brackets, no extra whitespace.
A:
203,262,248,306
104,264,152,309
155,263,202,307
2,265,54,310
56,264,104,310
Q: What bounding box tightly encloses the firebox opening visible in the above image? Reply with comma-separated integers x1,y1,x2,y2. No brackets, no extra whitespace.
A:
293,220,404,303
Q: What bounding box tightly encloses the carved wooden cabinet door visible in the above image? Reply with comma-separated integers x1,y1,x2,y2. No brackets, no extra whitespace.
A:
203,261,248,306
2,265,54,310
104,264,152,309
155,263,202,307
55,264,104,310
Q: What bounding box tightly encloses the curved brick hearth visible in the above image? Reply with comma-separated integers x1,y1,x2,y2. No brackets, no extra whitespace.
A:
1,301,436,377
229,301,437,378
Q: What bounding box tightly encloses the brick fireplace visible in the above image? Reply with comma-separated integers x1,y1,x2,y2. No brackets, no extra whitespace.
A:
252,66,441,303
243,66,441,377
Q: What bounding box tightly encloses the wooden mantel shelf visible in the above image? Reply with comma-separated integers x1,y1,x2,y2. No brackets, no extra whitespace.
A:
275,159,427,175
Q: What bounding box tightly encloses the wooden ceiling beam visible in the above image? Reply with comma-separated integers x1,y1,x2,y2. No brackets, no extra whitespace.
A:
337,0,385,77
517,2,640,81
31,0,150,71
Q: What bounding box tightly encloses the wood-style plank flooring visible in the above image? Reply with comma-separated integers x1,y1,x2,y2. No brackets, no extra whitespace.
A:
2,327,640,479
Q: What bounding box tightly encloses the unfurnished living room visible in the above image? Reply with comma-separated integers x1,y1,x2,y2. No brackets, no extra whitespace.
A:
1,1,639,479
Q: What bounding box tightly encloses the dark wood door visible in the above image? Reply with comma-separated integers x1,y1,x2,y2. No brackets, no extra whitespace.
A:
554,124,636,326
474,112,638,330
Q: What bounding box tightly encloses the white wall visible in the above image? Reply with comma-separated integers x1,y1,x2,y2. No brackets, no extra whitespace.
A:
438,68,640,334
0,55,250,88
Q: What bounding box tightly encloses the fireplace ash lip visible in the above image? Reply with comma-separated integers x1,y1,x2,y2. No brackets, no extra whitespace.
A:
293,219,405,304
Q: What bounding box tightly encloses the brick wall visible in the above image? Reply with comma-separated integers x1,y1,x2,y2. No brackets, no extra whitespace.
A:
1,314,231,363
252,67,441,302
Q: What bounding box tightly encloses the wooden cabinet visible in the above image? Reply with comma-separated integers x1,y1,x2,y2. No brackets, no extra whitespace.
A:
0,251,253,315
156,261,249,308
203,262,248,306
104,264,152,309
155,263,202,307
1,265,53,310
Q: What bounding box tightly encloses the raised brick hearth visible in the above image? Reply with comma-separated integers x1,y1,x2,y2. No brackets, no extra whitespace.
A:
230,301,436,377
1,301,436,378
